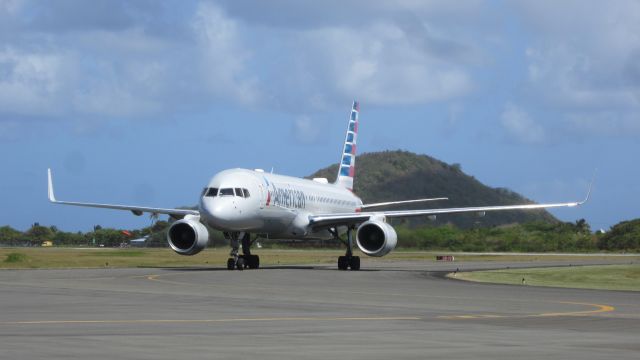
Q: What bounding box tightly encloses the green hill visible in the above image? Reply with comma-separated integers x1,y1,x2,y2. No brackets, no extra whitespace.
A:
308,150,557,228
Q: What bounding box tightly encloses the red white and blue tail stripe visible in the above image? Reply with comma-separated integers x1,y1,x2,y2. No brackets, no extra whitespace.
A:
335,101,359,190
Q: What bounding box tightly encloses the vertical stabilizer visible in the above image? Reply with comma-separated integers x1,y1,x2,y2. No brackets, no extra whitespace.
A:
335,101,359,190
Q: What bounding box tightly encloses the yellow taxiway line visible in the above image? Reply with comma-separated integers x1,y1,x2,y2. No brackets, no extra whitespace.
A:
0,316,421,326
438,301,615,320
0,302,615,325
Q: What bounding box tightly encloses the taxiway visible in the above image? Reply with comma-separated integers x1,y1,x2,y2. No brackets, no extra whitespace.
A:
0,259,638,359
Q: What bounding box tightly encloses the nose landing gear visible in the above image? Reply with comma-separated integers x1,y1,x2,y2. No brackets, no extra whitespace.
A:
226,232,260,270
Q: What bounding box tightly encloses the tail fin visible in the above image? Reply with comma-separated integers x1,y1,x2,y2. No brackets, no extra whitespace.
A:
335,100,359,190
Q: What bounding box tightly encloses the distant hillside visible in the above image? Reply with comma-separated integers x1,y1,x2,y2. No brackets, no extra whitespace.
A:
308,150,557,228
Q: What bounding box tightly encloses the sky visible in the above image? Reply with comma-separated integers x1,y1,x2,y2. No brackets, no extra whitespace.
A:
0,0,638,232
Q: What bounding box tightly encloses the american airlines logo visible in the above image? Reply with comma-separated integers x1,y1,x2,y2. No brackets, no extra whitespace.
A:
267,182,306,209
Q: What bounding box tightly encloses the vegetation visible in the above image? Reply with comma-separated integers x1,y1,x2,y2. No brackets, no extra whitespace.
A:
395,220,597,252
455,265,640,291
4,252,27,263
0,217,636,253
0,248,350,269
598,219,640,251
0,248,637,270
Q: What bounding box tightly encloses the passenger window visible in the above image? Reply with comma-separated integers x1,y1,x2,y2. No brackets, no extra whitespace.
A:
219,188,234,196
243,189,250,198
205,188,218,197
235,188,244,197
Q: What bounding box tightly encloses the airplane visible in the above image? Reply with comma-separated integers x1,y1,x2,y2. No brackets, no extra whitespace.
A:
47,101,590,271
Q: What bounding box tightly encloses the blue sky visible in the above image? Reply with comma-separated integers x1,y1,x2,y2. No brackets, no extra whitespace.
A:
1,0,638,232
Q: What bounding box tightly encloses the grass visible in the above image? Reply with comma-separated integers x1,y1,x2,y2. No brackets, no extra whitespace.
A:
0,247,638,272
0,248,350,269
4,252,28,263
454,264,640,291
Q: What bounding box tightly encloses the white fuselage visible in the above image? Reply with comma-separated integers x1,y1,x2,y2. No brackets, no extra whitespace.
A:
198,169,363,239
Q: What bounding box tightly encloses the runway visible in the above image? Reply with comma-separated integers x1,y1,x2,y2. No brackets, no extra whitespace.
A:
0,259,638,359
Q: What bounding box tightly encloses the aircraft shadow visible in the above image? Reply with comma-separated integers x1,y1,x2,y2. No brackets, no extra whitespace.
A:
143,265,384,272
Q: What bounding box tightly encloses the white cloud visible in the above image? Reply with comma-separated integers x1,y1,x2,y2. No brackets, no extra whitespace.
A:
0,0,489,133
515,0,640,136
191,2,260,105
0,37,177,119
0,49,67,116
500,103,545,144
0,0,22,14
289,23,473,107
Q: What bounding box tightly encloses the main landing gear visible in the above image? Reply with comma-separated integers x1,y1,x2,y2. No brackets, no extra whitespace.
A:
331,226,360,271
225,232,260,271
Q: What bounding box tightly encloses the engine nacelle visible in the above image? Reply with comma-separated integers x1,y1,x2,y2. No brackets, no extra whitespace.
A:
356,220,398,257
167,219,209,255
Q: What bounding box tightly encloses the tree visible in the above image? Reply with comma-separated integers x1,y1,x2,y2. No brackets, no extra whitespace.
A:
574,219,591,234
598,219,640,251
0,226,23,246
25,224,54,246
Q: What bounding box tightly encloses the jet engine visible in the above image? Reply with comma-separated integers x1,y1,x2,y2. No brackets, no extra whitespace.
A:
167,218,209,255
355,220,397,257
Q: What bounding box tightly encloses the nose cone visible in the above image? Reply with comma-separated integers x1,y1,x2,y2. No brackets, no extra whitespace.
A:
200,197,237,229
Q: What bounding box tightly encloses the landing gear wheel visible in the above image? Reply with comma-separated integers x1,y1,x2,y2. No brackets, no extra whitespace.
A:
246,255,260,269
338,256,349,270
236,257,245,271
227,258,235,270
349,256,360,271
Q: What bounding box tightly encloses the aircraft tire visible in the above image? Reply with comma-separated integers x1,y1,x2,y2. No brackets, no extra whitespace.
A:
338,256,348,270
227,258,235,270
246,255,260,269
349,256,360,271
236,257,245,271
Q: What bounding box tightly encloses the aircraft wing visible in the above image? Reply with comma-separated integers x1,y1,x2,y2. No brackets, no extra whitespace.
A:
360,197,448,210
47,169,199,218
309,187,591,230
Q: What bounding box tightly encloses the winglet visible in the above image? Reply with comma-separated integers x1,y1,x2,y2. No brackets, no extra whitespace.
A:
47,168,57,203
579,170,596,205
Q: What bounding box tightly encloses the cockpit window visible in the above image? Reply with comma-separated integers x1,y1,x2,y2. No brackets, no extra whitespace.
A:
219,188,234,196
235,188,244,197
242,188,250,198
205,188,218,197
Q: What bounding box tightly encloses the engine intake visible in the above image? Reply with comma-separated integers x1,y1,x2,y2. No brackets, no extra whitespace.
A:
356,220,397,257
167,219,209,255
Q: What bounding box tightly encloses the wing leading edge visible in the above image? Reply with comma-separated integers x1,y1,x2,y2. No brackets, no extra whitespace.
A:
360,197,448,210
309,184,592,229
47,169,199,217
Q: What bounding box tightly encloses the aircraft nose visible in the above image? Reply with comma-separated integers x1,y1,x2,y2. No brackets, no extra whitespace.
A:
200,198,234,227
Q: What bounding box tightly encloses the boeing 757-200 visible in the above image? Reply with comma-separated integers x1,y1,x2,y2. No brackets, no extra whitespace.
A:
48,101,590,270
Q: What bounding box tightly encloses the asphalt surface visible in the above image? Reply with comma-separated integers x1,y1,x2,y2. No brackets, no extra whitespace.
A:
0,259,638,360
